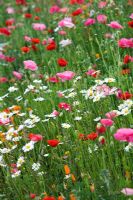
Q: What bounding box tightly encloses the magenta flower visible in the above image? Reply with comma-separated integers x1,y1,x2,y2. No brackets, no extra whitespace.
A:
100,119,114,127
84,18,96,26
97,14,107,24
32,23,46,31
0,77,8,83
56,71,75,81
107,21,123,29
49,5,60,14
24,60,38,71
114,128,133,142
118,38,133,48
121,188,133,196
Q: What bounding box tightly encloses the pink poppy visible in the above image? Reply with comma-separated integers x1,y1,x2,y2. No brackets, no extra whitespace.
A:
105,111,117,119
59,7,69,13
58,30,66,35
6,7,15,14
84,18,96,26
121,188,133,196
118,38,133,48
0,53,6,60
97,14,107,24
24,35,31,42
32,23,46,31
24,60,38,71
0,118,10,125
0,77,8,83
100,119,114,127
49,5,60,14
129,13,133,19
56,71,75,81
58,17,75,28
13,71,23,80
114,128,133,142
51,110,59,117
107,21,123,29
98,1,107,8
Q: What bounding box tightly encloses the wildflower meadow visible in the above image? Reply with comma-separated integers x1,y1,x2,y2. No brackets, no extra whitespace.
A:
0,0,133,199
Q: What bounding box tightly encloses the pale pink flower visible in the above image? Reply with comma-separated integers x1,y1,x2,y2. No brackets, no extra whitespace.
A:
13,71,23,80
59,7,69,13
118,38,133,48
97,14,107,24
121,188,133,196
51,110,59,117
105,111,117,119
58,17,75,28
24,60,38,71
84,18,96,26
0,118,10,125
56,71,75,81
129,13,133,19
98,1,107,9
6,7,15,14
107,21,123,29
104,33,113,39
100,119,114,127
32,23,46,31
114,128,133,142
58,30,66,35
0,53,6,60
24,35,31,42
59,39,72,47
49,5,60,14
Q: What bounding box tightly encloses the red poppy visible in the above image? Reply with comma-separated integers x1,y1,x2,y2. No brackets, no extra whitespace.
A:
31,45,38,51
34,7,41,12
121,68,130,75
128,21,133,28
119,92,132,100
46,41,56,51
78,133,88,140
57,58,68,67
47,139,59,147
34,16,40,20
47,76,59,83
123,55,131,64
21,46,30,53
0,28,11,36
48,29,54,34
58,102,71,111
42,197,56,200
30,193,36,199
70,0,84,4
87,132,98,140
5,56,16,62
28,133,43,142
16,0,27,5
5,19,14,26
72,8,83,16
25,13,32,18
96,125,106,134
31,38,40,44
